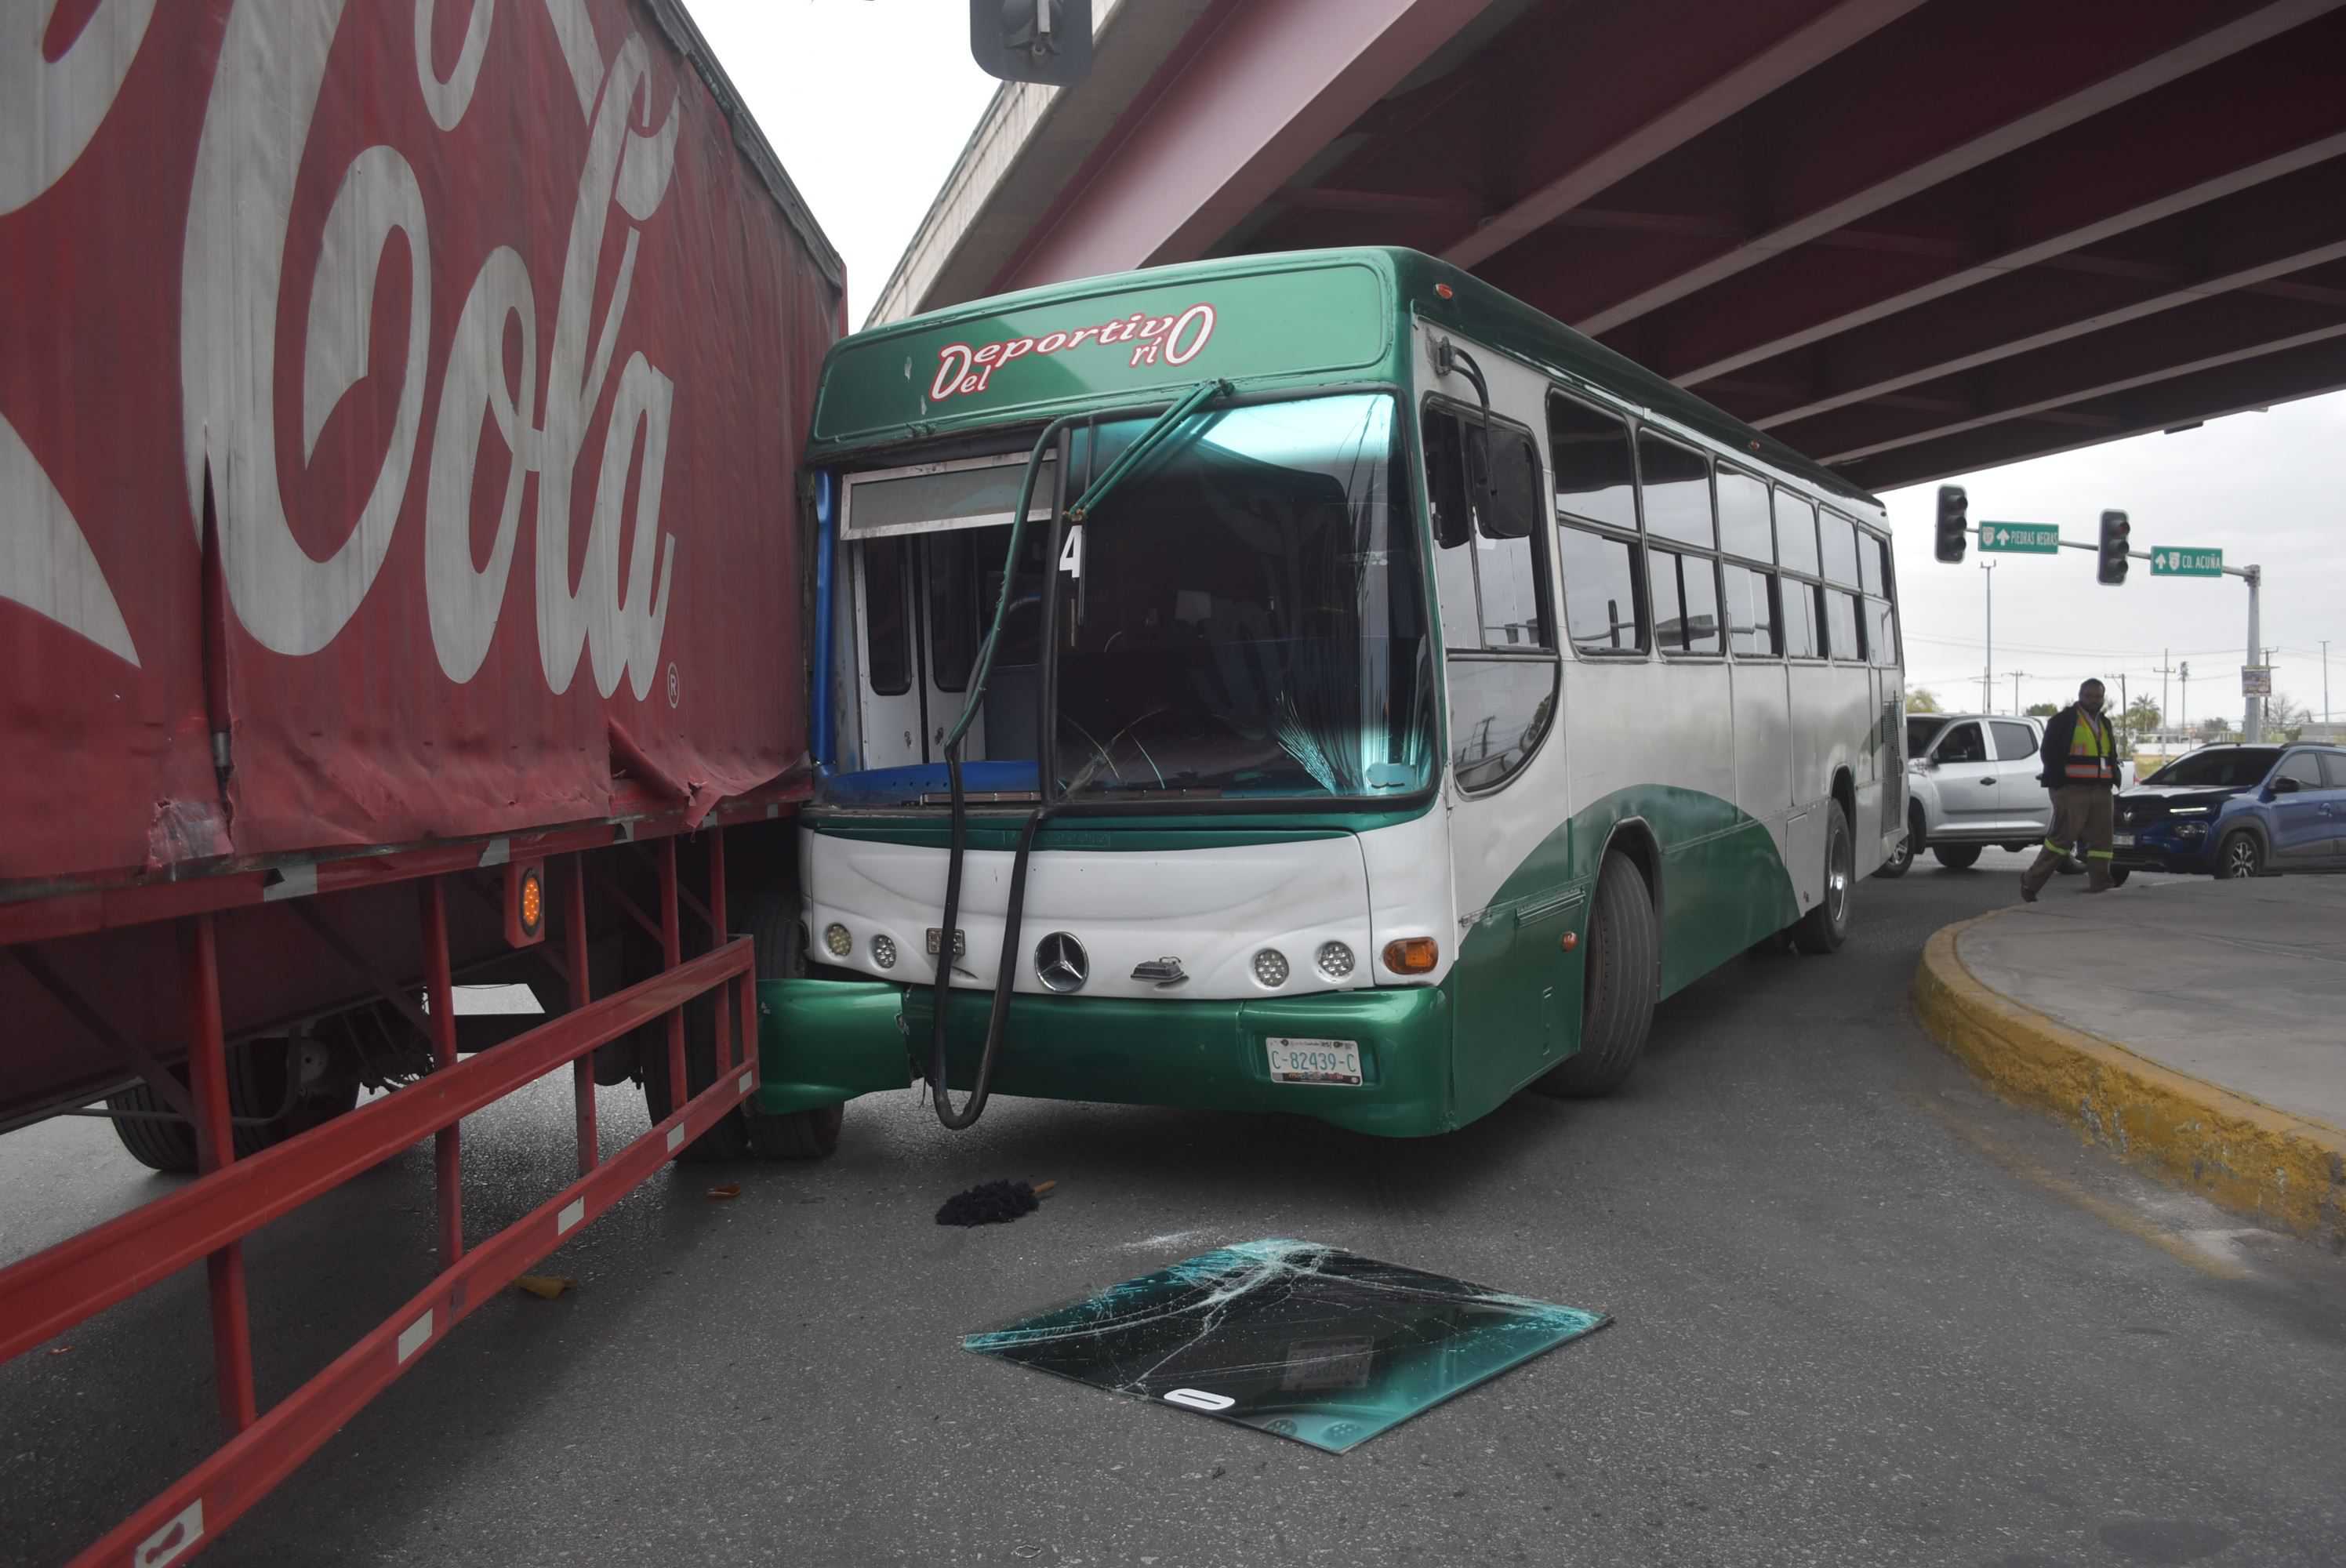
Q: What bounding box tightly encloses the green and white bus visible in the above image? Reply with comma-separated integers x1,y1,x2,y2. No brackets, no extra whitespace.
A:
774,248,1903,1138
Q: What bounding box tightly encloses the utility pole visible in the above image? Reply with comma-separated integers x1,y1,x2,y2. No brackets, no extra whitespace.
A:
2180,660,2190,734
2010,670,2028,715
1980,558,1996,715
2155,649,2174,740
2243,565,2263,744
2118,673,2130,754
2323,639,2331,724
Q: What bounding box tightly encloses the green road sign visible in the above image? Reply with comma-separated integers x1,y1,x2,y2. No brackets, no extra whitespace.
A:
2150,547,2223,577
1978,521,2060,554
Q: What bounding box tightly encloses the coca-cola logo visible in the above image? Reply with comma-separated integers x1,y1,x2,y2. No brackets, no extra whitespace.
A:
929,302,1217,404
3,0,685,700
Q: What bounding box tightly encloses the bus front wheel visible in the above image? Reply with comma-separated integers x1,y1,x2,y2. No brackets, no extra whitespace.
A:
1792,802,1854,955
1535,851,1658,1098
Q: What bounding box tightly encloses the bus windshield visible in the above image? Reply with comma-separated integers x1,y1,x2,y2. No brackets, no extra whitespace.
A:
1055,392,1433,800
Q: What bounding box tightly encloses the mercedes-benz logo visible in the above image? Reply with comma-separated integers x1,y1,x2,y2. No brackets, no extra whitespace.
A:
1034,931,1088,993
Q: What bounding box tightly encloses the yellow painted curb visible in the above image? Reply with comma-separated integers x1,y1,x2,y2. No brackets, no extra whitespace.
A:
1914,912,2346,1250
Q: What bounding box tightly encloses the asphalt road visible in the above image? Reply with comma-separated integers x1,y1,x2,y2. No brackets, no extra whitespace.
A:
5,851,2343,1568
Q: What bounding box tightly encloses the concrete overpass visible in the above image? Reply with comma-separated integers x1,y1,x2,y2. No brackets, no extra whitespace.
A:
874,0,2346,490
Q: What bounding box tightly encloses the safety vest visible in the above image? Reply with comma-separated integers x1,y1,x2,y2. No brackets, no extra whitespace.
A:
2063,710,2117,783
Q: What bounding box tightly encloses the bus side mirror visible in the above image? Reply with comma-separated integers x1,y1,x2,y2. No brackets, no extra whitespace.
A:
971,0,1093,84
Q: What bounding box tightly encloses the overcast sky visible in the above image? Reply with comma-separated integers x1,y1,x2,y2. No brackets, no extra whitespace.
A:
692,0,2345,731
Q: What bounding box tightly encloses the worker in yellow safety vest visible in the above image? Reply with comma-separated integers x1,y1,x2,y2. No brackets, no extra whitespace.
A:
2021,677,2121,900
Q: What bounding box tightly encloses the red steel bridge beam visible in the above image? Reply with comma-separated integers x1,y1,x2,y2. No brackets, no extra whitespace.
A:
1782,278,2346,463
1834,333,2346,488
1648,13,2346,387
1732,161,2346,431
997,0,1494,292
1535,0,2345,337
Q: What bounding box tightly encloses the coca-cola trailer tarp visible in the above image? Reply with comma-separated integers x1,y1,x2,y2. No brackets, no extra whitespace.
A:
2,2,841,1562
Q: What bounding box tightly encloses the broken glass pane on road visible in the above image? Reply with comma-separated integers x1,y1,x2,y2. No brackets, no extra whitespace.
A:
963,1239,1608,1453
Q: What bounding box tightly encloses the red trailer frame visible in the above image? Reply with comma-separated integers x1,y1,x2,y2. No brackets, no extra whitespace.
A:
0,804,783,1568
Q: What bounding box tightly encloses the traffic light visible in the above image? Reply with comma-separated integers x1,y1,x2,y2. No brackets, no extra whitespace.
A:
2097,509,2131,585
970,0,1092,84
1934,485,1968,563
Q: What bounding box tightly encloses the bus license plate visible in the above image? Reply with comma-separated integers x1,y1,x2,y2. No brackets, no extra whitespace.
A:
1266,1037,1361,1086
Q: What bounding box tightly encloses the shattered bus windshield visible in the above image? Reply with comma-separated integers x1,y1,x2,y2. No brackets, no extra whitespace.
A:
1055,393,1433,800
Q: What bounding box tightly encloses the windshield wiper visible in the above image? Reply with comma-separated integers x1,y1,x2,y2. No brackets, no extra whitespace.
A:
923,380,1230,1132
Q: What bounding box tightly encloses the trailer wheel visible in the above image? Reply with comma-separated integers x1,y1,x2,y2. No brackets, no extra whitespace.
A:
105,1079,199,1173
644,884,846,1163
1534,850,1658,1098
104,1040,357,1173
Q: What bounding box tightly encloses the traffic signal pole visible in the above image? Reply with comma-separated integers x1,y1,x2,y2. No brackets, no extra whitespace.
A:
1934,486,2264,742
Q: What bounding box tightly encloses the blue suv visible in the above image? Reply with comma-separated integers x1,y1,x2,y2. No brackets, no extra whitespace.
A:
2112,743,2346,880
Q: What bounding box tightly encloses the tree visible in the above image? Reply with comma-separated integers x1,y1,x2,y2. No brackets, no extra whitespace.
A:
1907,688,1942,714
2125,695,2161,733
2198,716,2231,742
2264,692,2309,744
2025,702,2059,717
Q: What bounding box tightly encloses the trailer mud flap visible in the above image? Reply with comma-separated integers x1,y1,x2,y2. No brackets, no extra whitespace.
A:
752,978,910,1114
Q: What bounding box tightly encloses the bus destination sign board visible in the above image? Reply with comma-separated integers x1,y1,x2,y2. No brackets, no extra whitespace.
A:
2151,548,2223,577
1978,522,2059,554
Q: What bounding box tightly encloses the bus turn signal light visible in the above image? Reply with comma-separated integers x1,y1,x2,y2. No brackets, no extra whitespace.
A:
1382,938,1439,975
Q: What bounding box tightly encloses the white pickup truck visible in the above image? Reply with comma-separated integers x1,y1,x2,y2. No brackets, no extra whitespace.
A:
1876,713,2133,876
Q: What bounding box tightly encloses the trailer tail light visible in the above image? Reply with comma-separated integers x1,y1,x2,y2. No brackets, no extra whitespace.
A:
505,861,547,947
1382,938,1438,975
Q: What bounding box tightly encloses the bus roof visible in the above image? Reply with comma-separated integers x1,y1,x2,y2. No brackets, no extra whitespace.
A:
807,246,1881,512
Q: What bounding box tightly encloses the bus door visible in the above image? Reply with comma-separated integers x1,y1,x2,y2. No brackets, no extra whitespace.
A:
852,535,922,769
1422,394,1568,1114
840,452,1057,770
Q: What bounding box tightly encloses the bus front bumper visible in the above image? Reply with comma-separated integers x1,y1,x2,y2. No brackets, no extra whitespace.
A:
756,978,1458,1138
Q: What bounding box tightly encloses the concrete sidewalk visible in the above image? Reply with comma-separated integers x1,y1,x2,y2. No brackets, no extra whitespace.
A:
1915,877,2346,1248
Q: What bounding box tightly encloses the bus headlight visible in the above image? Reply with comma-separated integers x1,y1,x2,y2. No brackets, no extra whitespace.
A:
1252,949,1291,987
823,922,852,959
870,933,898,969
1315,941,1355,978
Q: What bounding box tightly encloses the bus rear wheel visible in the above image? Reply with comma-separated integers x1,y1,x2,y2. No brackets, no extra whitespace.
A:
1535,851,1658,1098
1793,802,1854,954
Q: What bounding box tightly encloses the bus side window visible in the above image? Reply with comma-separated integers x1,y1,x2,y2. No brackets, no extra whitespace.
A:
1774,492,1821,577
1865,597,1898,666
1860,528,1890,598
1473,428,1551,650
1821,510,1861,590
1423,411,1472,548
1778,576,1821,659
1547,391,1637,530
1716,466,1773,562
1825,589,1862,662
1557,523,1645,655
1723,564,1778,656
1637,431,1715,549
1649,548,1721,655
1422,408,1481,653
